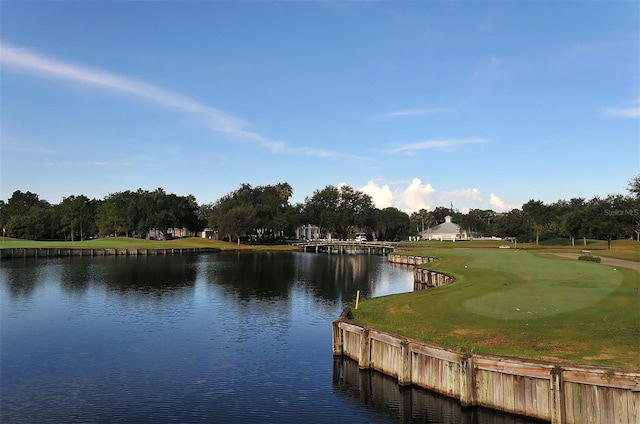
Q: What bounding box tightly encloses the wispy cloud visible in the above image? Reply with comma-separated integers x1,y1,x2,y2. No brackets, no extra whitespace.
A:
383,138,488,155
0,42,266,142
604,106,640,119
263,141,369,161
0,41,360,160
376,108,453,119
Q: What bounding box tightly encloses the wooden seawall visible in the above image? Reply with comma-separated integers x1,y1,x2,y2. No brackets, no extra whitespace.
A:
0,247,220,259
387,253,455,290
332,308,640,424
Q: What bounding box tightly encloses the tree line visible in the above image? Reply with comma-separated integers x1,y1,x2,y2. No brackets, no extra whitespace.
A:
1,176,638,246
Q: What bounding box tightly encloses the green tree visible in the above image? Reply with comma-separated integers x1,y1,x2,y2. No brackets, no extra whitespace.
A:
220,205,256,244
493,209,530,241
522,199,550,245
410,209,435,235
374,207,410,241
207,183,293,243
58,195,96,241
585,195,635,249
302,185,341,238
0,190,50,230
562,198,589,246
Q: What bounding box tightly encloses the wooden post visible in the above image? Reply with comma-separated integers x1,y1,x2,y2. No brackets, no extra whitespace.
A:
550,366,566,424
460,352,476,407
398,340,412,386
359,328,371,369
332,321,343,355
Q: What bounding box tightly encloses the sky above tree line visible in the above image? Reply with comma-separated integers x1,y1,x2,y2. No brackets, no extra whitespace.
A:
1,2,638,214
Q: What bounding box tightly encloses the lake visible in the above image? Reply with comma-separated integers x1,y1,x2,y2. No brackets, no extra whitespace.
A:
1,252,540,423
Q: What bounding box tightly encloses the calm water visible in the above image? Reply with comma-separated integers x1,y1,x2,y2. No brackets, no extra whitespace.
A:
1,252,539,423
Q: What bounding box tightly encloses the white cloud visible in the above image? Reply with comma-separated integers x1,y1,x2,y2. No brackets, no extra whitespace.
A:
397,178,436,213
441,188,482,202
355,178,517,214
359,180,394,209
489,193,505,209
440,188,482,211
604,107,640,119
383,138,487,155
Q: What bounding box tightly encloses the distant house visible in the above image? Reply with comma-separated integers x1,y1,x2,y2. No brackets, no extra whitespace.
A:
296,224,320,240
420,215,469,242
147,227,196,240
199,228,218,240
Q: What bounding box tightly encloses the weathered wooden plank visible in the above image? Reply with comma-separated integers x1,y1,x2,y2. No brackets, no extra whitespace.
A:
410,342,460,363
628,390,640,424
503,373,516,414
370,330,403,347
358,328,371,369
524,375,536,417
594,385,616,424
398,340,411,386
585,383,599,423
493,372,504,411
568,382,587,424
332,321,342,355
476,369,493,407
513,374,526,416
342,330,361,361
339,321,365,335
563,370,640,390
474,357,553,379
371,338,400,377
613,388,629,424
535,377,550,421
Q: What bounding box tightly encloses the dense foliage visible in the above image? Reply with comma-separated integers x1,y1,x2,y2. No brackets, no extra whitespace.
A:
1,175,638,245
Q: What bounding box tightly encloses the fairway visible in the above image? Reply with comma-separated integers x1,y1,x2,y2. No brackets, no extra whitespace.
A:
352,248,640,369
455,249,623,320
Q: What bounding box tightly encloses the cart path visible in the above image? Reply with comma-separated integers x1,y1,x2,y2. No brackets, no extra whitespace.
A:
551,253,640,270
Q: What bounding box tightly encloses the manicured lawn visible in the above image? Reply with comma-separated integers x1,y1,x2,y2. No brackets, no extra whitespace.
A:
352,247,640,370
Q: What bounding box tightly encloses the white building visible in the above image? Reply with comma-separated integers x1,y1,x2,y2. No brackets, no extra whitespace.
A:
296,224,321,240
420,215,469,241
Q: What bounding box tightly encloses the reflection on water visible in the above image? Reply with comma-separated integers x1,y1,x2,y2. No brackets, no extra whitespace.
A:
1,252,539,423
333,357,542,424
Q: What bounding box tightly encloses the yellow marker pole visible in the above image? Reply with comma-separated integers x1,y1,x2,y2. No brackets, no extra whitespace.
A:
355,290,360,310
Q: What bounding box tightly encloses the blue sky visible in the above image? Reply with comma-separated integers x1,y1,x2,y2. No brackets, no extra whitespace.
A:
1,1,638,213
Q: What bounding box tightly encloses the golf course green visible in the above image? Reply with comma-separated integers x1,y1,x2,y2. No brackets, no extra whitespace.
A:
352,247,640,370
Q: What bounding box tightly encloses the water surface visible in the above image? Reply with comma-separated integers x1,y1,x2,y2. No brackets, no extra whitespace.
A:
1,252,539,423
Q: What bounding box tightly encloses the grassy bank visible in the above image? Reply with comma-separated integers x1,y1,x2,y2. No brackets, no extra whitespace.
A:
352,246,640,370
0,237,299,252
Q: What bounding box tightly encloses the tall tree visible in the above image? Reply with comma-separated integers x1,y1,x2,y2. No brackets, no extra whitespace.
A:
58,195,95,241
374,207,410,241
493,209,531,241
302,185,341,238
522,199,550,245
410,209,435,234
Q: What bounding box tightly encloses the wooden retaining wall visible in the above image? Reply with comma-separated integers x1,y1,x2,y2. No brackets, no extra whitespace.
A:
387,253,455,290
333,312,640,424
0,247,219,259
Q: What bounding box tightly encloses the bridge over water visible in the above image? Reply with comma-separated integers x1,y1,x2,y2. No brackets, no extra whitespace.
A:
294,240,398,255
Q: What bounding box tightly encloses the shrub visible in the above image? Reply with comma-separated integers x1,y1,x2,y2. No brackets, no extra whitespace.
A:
578,255,601,263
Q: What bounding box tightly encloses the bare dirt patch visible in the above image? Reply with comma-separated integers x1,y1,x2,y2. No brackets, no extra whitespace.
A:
389,304,416,315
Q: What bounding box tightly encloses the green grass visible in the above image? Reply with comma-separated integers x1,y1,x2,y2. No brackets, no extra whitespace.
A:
352,247,640,370
0,237,299,251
